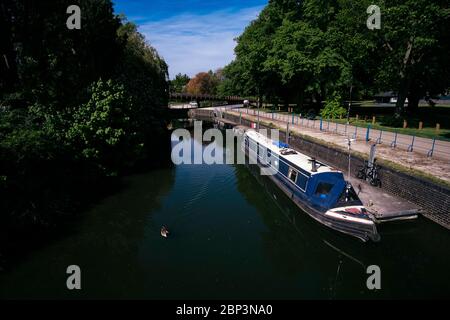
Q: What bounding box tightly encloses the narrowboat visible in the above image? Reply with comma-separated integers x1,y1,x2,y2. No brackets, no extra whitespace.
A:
242,129,380,242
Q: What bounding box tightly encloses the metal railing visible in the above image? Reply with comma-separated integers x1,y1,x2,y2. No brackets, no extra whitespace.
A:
232,108,450,160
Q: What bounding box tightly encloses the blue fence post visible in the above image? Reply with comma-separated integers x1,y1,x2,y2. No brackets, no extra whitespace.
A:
320,118,323,131
353,126,357,139
407,135,415,152
335,122,338,133
427,138,436,158
376,130,383,144
272,112,274,120
391,132,398,148
327,120,330,131
292,113,294,124
366,125,371,142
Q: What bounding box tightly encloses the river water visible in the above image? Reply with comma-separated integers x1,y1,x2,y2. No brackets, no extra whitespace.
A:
1,124,449,299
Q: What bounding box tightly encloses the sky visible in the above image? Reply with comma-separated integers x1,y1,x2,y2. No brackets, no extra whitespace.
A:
113,0,267,79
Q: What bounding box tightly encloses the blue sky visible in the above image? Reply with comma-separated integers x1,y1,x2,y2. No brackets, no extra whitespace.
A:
113,0,267,79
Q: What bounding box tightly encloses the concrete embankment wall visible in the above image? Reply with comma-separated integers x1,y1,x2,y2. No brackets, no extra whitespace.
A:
198,110,450,229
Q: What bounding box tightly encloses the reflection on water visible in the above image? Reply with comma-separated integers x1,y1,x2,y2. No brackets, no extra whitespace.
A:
1,125,450,299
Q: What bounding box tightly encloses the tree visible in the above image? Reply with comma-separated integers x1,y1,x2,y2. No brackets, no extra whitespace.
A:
265,19,351,110
0,0,123,109
66,79,134,175
327,0,379,100
170,73,190,93
221,0,450,115
115,20,169,137
373,0,450,114
320,93,347,119
185,71,219,95
0,1,169,227
231,6,278,106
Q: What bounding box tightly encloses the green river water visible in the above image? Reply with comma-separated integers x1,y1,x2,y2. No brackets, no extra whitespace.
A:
1,125,449,299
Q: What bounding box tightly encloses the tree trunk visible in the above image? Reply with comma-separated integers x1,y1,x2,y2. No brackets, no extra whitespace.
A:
395,37,415,116
283,91,289,111
395,89,408,115
395,75,413,115
407,88,420,114
296,90,304,111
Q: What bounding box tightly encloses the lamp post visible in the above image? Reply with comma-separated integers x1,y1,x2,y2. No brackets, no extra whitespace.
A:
346,82,353,125
257,103,260,132
346,137,355,202
347,138,354,181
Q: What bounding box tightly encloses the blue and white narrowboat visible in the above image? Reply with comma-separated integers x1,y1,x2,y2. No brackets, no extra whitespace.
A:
243,129,380,242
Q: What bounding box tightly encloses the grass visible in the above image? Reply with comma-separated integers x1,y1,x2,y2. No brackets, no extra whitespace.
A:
329,116,450,141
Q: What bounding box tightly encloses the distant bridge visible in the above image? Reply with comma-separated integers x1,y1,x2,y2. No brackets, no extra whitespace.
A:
170,93,256,104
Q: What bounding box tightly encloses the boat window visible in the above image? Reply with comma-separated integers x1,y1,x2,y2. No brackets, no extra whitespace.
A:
315,182,334,198
288,168,298,183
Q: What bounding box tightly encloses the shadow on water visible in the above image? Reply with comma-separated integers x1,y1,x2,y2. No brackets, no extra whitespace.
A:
0,168,176,299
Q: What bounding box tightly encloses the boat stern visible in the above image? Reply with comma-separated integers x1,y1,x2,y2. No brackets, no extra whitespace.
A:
325,206,380,242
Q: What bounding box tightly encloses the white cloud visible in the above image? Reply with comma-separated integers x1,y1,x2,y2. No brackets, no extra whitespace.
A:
138,6,263,79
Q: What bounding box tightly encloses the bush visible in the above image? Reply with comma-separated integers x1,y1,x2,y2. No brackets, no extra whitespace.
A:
320,94,347,119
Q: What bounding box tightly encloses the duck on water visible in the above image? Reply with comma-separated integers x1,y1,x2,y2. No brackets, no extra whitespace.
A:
242,129,380,242
161,226,169,238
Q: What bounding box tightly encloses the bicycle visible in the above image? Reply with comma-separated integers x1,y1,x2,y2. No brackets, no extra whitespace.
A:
357,160,382,187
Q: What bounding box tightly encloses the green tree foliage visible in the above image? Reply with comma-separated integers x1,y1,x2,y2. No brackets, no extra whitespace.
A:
373,0,450,113
114,21,169,155
0,1,169,227
66,80,135,175
320,93,347,119
0,0,122,108
222,0,450,114
170,73,190,93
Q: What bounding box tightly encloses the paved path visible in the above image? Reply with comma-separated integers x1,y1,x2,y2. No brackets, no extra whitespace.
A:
223,107,450,184
238,108,450,160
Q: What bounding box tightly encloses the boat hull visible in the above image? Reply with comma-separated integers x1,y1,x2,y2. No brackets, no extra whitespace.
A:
242,139,379,242
267,167,379,242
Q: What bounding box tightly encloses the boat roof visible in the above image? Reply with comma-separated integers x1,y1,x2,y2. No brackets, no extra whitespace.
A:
245,130,340,175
